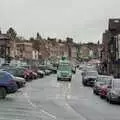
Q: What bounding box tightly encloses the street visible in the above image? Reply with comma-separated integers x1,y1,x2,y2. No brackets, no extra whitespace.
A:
0,70,120,120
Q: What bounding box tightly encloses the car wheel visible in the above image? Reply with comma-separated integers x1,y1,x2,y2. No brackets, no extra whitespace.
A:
16,82,20,89
82,81,87,86
93,90,97,95
25,77,29,81
108,96,113,104
69,78,71,81
34,76,36,79
41,74,44,78
106,96,109,102
0,87,7,99
32,76,34,79
100,95,104,99
108,99,112,104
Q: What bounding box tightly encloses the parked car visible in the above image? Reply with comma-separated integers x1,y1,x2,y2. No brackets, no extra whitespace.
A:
14,77,26,89
0,71,18,99
21,65,38,79
2,68,26,88
81,65,97,78
30,70,38,79
79,64,85,70
38,65,47,71
13,67,32,81
82,71,98,86
31,66,45,78
15,67,26,78
93,75,113,95
47,66,57,74
2,67,26,79
106,79,120,104
45,69,52,75
23,69,31,81
37,70,45,78
99,77,112,98
38,65,52,75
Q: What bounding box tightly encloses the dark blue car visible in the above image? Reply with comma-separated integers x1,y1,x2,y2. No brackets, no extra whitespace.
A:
0,71,18,99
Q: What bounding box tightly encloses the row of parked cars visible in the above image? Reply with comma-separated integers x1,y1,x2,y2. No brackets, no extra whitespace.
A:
0,64,57,99
81,64,120,104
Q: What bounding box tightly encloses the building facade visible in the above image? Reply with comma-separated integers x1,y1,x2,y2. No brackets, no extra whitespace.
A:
101,18,120,77
16,42,33,60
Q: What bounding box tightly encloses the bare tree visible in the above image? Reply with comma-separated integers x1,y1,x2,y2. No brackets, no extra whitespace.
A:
36,32,42,41
7,27,17,58
7,27,17,39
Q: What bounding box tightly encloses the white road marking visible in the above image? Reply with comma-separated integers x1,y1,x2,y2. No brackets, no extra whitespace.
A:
22,85,57,120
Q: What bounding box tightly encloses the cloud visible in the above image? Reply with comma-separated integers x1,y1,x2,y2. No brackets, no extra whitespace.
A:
0,0,119,43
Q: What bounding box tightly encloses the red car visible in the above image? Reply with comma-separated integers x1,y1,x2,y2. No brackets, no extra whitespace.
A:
29,70,38,79
24,69,32,81
99,79,112,98
24,69,37,80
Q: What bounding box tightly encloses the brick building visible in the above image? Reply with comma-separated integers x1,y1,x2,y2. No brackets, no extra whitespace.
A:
0,32,15,62
16,42,33,60
101,18,120,77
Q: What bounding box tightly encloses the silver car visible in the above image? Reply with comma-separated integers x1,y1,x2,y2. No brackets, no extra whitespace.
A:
106,79,120,104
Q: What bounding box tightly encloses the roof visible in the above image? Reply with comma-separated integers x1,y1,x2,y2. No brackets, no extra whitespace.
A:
86,70,98,73
0,70,11,74
16,42,32,46
112,78,120,81
59,59,70,63
0,34,9,40
98,75,113,78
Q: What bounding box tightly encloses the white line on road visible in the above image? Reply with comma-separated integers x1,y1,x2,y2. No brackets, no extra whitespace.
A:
22,85,57,120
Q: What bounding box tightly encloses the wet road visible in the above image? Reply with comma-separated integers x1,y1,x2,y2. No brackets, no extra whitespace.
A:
0,70,120,120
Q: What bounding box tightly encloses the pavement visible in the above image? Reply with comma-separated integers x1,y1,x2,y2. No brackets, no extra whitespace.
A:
0,70,120,120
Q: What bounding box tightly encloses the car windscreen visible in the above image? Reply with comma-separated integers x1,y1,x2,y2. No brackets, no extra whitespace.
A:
97,77,111,83
105,79,112,85
86,72,98,76
58,64,71,71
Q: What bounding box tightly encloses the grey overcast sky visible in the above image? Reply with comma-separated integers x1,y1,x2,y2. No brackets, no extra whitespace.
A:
0,0,120,43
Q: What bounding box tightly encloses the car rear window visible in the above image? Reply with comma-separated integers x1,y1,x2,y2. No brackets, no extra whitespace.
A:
105,79,112,85
58,65,71,71
87,71,98,76
97,77,111,83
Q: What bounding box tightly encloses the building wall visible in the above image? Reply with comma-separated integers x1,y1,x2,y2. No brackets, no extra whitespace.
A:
71,45,77,58
32,50,39,60
101,18,120,77
80,46,90,58
16,42,33,60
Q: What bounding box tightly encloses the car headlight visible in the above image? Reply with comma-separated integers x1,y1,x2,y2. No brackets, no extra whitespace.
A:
111,91,118,97
57,72,61,76
69,73,72,76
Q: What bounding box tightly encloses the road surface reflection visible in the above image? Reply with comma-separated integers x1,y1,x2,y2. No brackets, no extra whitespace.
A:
56,82,72,99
